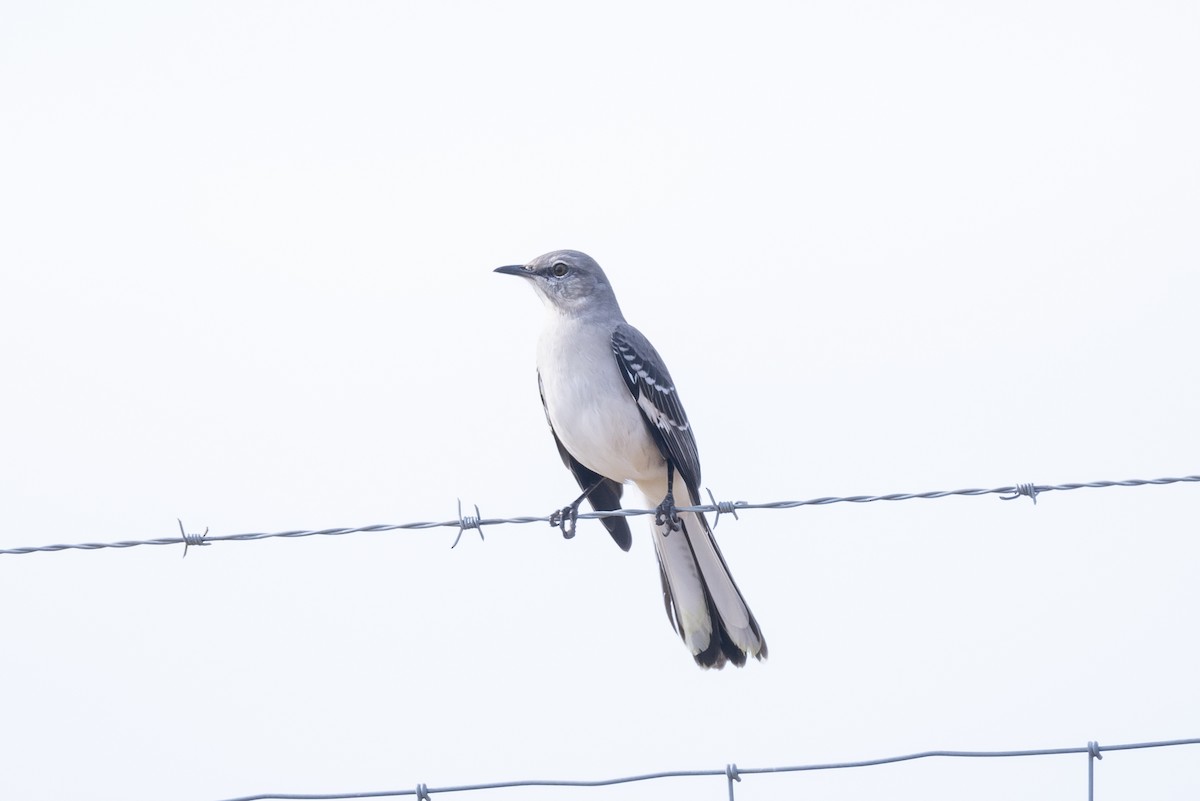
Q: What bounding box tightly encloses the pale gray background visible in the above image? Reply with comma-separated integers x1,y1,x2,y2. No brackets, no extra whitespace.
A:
2,2,1198,800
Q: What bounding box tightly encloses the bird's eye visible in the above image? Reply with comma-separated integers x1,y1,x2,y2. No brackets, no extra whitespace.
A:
551,262,568,277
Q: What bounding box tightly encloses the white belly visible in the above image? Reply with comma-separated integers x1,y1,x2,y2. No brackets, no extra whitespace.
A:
537,316,666,486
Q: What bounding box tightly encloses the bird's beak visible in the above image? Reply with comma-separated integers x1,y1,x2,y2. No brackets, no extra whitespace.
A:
494,264,531,277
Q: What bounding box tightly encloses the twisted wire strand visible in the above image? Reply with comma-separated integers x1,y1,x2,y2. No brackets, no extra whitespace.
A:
2,474,1197,557
212,737,1200,801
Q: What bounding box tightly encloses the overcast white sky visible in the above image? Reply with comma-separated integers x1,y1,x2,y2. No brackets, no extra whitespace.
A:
2,2,1199,800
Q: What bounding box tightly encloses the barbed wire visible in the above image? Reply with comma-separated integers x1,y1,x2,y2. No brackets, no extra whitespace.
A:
213,737,1200,801
1,473,1197,558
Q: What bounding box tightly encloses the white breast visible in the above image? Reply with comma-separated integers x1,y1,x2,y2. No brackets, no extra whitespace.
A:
537,315,666,485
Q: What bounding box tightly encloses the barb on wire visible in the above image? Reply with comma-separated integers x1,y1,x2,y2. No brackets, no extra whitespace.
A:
708,487,739,527
1088,740,1103,800
211,737,1200,801
1000,482,1040,504
178,518,209,558
2,473,1198,558
725,763,741,801
450,500,485,549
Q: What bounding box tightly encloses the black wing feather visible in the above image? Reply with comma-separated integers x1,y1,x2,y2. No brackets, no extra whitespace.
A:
538,371,632,551
610,324,702,504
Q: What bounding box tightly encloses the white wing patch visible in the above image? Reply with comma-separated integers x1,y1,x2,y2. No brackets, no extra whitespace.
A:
612,324,702,493
619,351,690,432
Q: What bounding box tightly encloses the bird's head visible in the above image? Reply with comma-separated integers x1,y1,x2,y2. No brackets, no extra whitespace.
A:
494,250,620,318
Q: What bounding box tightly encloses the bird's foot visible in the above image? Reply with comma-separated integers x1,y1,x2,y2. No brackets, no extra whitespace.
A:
655,492,682,533
549,502,581,540
551,477,607,541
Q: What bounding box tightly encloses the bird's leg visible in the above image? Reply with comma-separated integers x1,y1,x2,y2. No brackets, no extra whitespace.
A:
655,461,682,533
550,476,606,540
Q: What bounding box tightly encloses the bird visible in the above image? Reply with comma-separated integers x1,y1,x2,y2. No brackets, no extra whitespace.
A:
495,250,766,668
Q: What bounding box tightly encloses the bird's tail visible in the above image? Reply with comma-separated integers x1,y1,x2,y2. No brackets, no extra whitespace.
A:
649,501,767,669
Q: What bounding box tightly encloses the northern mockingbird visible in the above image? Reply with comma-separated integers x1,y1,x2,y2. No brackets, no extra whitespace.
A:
495,250,767,668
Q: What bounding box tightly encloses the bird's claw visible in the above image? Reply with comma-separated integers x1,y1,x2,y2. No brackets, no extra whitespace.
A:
550,504,579,540
655,492,682,533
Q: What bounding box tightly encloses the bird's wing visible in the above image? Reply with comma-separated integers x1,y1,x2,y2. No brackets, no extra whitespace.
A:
611,323,702,501
538,371,632,551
